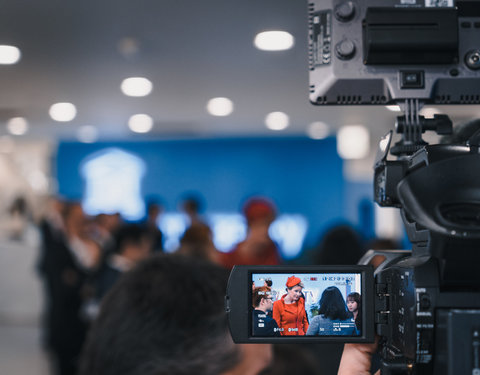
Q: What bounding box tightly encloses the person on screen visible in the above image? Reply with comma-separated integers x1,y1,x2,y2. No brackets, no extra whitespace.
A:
347,292,362,333
252,286,280,337
272,276,309,336
306,286,357,336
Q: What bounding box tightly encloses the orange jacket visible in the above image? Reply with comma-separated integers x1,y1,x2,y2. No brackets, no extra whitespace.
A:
272,294,309,336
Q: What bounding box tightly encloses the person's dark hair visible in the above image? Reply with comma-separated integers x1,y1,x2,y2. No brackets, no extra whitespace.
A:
80,254,239,375
9,196,28,216
252,286,272,308
347,292,361,307
113,224,151,254
146,199,163,216
318,286,350,321
314,224,365,265
181,193,204,215
180,224,212,247
178,225,215,261
347,292,362,331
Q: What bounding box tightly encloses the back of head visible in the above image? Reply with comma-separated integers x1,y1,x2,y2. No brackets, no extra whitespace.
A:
181,194,203,216
242,197,276,226
314,224,365,265
178,225,214,260
113,223,150,254
318,286,349,321
80,254,239,375
252,286,271,308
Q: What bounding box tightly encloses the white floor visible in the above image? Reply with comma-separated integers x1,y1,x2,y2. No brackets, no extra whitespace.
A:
0,237,51,375
0,324,50,375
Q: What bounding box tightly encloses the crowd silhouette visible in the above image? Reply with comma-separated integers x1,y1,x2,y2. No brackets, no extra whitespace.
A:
0,192,400,375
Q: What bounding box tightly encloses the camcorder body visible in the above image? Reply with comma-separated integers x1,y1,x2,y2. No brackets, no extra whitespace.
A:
226,0,480,374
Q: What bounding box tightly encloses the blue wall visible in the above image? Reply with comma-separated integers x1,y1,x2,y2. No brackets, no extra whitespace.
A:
56,136,347,252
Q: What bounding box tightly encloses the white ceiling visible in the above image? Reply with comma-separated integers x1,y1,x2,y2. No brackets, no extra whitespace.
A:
0,0,479,143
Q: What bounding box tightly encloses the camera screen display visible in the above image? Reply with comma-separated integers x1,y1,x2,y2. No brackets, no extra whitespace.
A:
251,272,362,337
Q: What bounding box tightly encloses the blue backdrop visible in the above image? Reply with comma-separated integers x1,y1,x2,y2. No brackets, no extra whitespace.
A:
56,136,359,255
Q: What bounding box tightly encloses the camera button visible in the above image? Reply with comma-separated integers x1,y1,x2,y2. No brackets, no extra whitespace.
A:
419,293,431,310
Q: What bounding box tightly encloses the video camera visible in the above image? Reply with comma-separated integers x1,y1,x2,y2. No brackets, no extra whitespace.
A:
225,0,480,374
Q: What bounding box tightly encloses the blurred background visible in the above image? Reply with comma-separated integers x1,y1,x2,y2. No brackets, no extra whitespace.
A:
0,0,479,374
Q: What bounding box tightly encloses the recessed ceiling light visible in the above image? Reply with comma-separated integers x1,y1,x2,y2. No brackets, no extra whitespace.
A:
49,102,77,122
337,125,370,159
121,77,153,97
6,117,28,135
128,114,154,133
0,45,21,64
265,111,289,131
77,125,99,143
307,121,329,139
206,97,234,116
254,31,295,51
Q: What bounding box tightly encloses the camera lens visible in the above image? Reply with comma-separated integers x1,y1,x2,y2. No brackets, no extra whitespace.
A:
465,49,480,70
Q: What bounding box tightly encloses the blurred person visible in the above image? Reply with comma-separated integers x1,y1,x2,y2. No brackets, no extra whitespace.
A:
220,197,281,269
176,223,220,264
79,254,273,375
63,202,102,270
252,286,280,337
306,286,357,336
312,224,365,266
93,223,153,301
180,193,209,230
37,196,66,274
347,292,362,333
6,195,32,241
272,276,309,336
89,212,123,255
141,199,164,252
38,200,100,375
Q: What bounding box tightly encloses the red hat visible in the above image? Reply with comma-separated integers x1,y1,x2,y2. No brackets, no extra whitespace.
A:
286,276,301,288
243,197,276,223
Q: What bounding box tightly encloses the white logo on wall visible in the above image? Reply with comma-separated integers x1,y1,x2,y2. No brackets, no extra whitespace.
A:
81,148,146,220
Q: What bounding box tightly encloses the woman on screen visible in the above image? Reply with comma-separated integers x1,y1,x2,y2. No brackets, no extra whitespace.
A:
306,286,357,336
272,276,309,336
347,292,362,333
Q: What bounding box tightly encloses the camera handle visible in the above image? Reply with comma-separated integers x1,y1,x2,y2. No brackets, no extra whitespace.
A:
358,249,410,274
